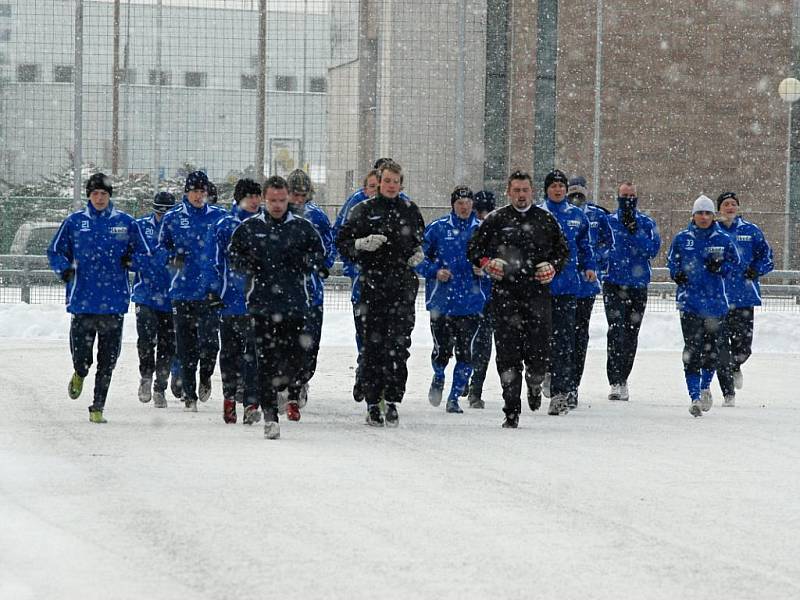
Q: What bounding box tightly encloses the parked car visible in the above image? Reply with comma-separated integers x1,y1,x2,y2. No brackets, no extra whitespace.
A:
9,222,62,255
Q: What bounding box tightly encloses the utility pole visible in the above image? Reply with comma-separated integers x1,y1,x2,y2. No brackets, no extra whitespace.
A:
73,0,84,209
255,0,267,181
112,0,120,174
532,0,558,186
357,0,378,178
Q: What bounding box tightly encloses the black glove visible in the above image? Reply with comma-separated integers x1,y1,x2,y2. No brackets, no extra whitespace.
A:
206,293,224,310
673,271,688,286
170,253,185,269
61,268,75,283
621,209,637,234
317,266,330,280
705,255,724,274
744,267,758,280
120,255,133,269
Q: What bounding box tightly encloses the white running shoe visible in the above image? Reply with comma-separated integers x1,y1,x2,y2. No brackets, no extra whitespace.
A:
608,384,622,401
264,421,280,440
619,382,630,402
152,390,167,408
138,376,152,403
733,369,743,390
542,373,551,399
700,388,713,412
689,400,702,417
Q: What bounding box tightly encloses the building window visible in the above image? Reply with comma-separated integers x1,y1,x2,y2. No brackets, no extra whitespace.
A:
148,69,171,86
309,76,327,93
0,5,11,18
275,75,296,92
119,68,136,84
241,74,257,90
17,63,39,82
0,28,10,41
185,71,207,88
53,65,73,83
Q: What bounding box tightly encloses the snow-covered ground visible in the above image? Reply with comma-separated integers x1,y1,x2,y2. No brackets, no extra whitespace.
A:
1,304,799,599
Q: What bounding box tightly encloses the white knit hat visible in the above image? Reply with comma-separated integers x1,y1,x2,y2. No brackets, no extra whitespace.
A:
692,194,715,215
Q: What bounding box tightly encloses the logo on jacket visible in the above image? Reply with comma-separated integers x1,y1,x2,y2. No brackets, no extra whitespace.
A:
567,219,582,228
110,226,127,234
737,235,752,242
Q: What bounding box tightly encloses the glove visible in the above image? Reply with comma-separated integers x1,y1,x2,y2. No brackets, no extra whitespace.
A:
481,258,507,280
621,210,637,234
472,265,484,277
120,255,133,269
354,234,387,252
170,253,185,269
407,247,425,268
744,267,758,280
206,293,224,310
705,255,724,274
673,271,688,286
61,268,75,283
535,261,556,284
317,266,330,280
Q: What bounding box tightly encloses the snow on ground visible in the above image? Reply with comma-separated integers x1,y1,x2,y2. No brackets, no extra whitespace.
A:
1,304,799,599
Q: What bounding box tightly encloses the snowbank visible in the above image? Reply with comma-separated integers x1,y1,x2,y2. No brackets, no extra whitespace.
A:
1,302,798,354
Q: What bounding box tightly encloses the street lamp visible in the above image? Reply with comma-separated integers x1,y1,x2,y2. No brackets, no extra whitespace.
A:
778,77,800,269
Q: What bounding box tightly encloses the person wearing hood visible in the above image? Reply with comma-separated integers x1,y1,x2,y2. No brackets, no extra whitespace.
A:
467,170,569,429
48,173,151,423
712,192,774,407
667,195,740,417
603,181,661,402
336,160,426,427
228,175,326,440
538,169,597,415
132,191,179,409
566,177,612,405
214,178,263,425
157,170,226,412
417,186,486,414
284,169,335,421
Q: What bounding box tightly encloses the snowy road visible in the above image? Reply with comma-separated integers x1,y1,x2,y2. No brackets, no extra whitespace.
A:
1,338,799,600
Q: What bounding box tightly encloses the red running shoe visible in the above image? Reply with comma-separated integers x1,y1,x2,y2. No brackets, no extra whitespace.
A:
223,398,237,424
285,401,301,422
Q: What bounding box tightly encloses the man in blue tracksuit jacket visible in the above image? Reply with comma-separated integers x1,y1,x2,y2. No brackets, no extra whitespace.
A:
538,170,596,415
567,177,612,402
48,172,150,423
132,191,178,408
603,181,661,403
712,192,774,407
157,170,226,411
286,169,335,420
417,186,487,414
667,195,740,417
465,190,496,409
214,178,262,425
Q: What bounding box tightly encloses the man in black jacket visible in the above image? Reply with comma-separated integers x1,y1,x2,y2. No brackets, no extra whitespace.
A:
467,170,569,428
227,175,326,439
336,160,425,427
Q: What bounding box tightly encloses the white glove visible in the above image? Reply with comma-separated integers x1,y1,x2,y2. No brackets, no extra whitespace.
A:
354,234,387,252
485,258,508,280
407,247,425,268
535,261,555,284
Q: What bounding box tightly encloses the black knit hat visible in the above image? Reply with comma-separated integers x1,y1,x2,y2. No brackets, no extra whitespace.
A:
207,181,218,204
450,186,473,205
543,169,569,192
473,190,496,213
184,170,209,192
234,178,262,202
152,191,176,214
86,173,113,197
716,191,739,210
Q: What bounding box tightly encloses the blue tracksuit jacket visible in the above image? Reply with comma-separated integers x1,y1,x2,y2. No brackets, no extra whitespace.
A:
417,211,488,317
539,198,596,297
48,202,150,314
575,202,612,298
299,201,336,308
717,216,774,308
157,199,226,302
605,210,661,288
132,213,172,311
667,222,741,318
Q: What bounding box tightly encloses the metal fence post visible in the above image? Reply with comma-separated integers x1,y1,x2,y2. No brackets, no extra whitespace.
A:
533,0,558,185
72,0,84,210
